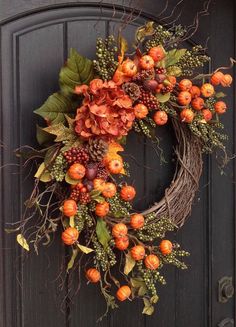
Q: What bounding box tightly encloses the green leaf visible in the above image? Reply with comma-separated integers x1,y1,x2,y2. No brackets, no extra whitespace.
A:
165,49,187,67
124,252,136,275
17,234,29,251
43,122,77,143
166,65,182,77
59,48,94,95
34,92,76,125
142,298,155,315
65,172,79,185
77,243,94,254
94,196,106,203
156,92,171,103
67,248,79,272
215,92,227,98
96,219,111,249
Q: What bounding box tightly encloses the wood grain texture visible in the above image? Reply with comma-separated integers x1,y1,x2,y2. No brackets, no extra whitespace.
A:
0,1,235,326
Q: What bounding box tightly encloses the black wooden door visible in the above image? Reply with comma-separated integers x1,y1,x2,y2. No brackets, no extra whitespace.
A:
0,1,235,326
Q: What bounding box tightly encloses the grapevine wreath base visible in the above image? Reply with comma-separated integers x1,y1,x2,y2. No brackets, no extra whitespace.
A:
8,20,233,317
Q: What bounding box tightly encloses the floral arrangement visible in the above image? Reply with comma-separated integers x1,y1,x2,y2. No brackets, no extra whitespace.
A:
10,21,233,318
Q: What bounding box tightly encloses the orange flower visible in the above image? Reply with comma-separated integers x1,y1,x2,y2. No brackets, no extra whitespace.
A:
74,79,135,140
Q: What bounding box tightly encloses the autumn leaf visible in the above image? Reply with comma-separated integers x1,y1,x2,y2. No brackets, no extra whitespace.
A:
16,234,29,251
156,92,171,103
77,244,94,254
135,21,155,44
142,298,155,315
34,162,52,182
67,248,79,272
124,252,136,275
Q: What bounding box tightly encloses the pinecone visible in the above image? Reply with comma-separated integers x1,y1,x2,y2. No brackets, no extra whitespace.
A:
122,82,141,101
96,163,109,180
87,139,108,162
132,69,155,83
139,87,159,110
64,147,90,165
79,192,91,205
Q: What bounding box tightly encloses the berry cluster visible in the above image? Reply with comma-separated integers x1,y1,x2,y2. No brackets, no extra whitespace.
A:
139,88,159,110
64,147,90,165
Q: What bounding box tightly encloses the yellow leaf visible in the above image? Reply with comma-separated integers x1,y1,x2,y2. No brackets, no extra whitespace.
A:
16,234,29,251
67,248,79,272
77,244,94,254
34,162,52,182
124,252,136,275
69,216,75,227
118,34,128,63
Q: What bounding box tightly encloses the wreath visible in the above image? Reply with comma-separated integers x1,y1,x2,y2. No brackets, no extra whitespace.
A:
10,21,233,318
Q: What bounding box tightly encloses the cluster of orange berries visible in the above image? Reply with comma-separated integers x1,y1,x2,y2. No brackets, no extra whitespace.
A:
177,71,232,124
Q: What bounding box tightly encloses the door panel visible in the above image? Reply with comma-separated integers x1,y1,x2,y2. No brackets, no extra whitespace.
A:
0,1,235,326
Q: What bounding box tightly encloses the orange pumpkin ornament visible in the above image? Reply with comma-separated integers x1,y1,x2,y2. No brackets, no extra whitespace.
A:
86,268,101,283
201,83,215,97
93,178,106,192
153,111,168,126
167,75,177,86
116,285,131,301
214,101,227,114
144,254,160,270
63,199,78,217
68,163,86,180
95,201,109,217
112,223,128,238
191,97,204,111
160,240,173,255
120,185,136,201
130,245,145,261
221,74,233,87
179,79,192,91
108,158,124,174
130,213,145,229
148,45,165,62
139,55,155,70
102,182,117,198
180,108,194,123
178,91,192,106
189,85,201,98
121,59,138,77
115,236,129,250
62,227,79,245
210,71,224,86
202,109,213,122
134,104,148,119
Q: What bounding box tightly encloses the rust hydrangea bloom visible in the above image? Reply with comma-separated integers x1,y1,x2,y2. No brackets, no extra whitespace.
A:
74,79,135,139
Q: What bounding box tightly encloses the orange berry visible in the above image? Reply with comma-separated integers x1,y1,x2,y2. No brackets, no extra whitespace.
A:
139,55,155,70
202,109,212,122
130,214,145,229
108,158,123,174
214,101,227,114
189,85,201,98
180,108,194,123
95,201,109,217
153,111,168,126
115,236,129,250
121,59,138,77
201,83,215,97
116,285,131,301
160,240,173,255
86,268,101,283
221,74,233,87
178,91,192,106
62,227,79,245
211,71,224,86
191,97,205,111
134,103,148,119
112,223,128,238
130,245,145,261
102,182,117,198
148,46,166,62
120,185,136,201
179,79,192,91
144,254,160,270
63,199,77,217
68,163,86,180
